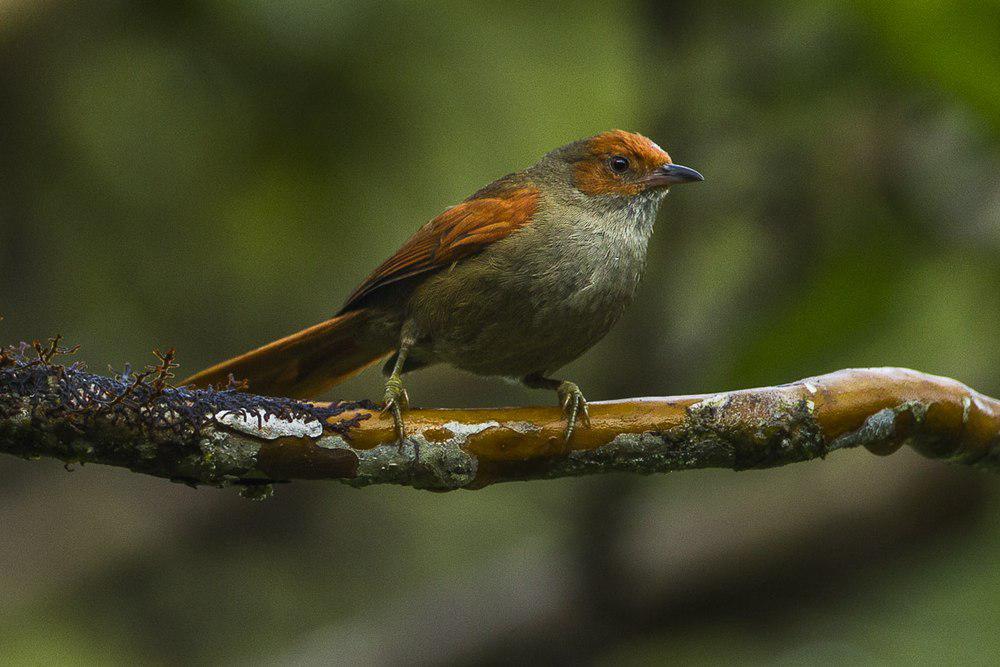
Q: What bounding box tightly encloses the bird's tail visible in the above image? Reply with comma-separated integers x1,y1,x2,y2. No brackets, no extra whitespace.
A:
182,309,392,399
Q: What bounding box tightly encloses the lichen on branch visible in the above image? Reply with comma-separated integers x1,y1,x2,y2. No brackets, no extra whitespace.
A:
1,339,998,495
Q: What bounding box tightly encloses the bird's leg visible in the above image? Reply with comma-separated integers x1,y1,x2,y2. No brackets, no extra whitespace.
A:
383,324,417,451
522,372,591,443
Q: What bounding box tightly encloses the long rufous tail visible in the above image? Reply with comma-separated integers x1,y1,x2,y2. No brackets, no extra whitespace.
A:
182,309,393,399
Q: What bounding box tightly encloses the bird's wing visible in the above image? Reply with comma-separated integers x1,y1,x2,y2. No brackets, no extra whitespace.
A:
340,177,539,312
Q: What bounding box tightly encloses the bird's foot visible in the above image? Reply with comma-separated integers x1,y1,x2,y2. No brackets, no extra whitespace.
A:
557,380,590,443
381,374,410,450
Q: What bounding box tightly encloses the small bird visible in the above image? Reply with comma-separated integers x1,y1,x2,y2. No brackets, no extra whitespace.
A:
184,130,703,442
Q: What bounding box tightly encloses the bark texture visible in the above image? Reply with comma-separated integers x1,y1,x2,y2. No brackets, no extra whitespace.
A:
1,354,998,494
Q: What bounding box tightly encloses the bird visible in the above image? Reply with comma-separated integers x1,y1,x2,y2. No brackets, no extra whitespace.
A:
183,130,703,443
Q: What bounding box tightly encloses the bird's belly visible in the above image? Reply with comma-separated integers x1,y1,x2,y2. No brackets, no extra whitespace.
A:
409,250,642,377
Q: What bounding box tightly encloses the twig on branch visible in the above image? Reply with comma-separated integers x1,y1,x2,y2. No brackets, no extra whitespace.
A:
0,343,997,495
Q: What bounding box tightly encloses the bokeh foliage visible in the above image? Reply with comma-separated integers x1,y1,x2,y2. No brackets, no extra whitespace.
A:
1,1,999,663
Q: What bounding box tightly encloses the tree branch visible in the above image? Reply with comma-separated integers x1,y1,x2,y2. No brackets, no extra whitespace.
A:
1,350,998,494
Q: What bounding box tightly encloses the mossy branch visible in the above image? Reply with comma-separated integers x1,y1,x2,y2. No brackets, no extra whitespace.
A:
1,343,998,495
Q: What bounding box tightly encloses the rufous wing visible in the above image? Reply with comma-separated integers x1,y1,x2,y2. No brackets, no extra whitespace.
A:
340,179,540,312
185,177,539,398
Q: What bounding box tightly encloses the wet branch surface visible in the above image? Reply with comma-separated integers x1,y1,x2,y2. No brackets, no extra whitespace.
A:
1,342,998,495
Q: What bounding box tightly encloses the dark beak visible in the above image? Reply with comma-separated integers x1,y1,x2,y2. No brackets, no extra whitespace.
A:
647,163,704,188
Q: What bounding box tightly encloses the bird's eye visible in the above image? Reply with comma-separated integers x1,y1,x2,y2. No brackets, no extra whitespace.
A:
608,155,630,173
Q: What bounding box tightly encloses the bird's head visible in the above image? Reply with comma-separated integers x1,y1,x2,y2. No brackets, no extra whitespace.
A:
543,129,703,202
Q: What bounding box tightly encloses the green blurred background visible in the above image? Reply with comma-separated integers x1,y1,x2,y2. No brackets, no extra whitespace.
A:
2,1,1000,664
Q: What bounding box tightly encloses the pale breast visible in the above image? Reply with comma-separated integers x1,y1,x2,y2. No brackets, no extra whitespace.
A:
408,193,659,377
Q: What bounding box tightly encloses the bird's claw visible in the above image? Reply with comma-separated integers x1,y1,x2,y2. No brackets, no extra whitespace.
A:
382,375,409,448
557,380,590,443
